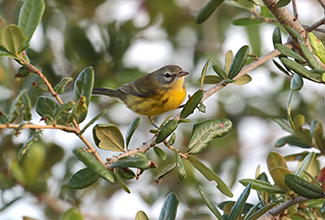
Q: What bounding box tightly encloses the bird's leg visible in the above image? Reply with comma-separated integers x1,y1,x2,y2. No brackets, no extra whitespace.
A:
148,116,158,129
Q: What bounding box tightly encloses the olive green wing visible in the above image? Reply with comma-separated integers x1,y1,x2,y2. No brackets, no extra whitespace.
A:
118,73,160,98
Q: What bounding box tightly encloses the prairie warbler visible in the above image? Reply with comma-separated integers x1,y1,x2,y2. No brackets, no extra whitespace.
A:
92,65,188,124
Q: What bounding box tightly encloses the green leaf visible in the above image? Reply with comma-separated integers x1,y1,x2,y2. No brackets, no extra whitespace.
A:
114,171,131,193
198,186,223,220
166,133,176,146
159,192,179,220
67,167,99,189
267,152,293,192
180,90,204,119
188,118,232,154
227,183,252,220
73,66,94,121
53,101,74,120
276,0,291,7
116,168,135,179
233,18,264,26
233,74,252,85
35,96,59,124
295,152,316,177
312,121,325,153
174,149,186,180
53,77,73,94
272,27,282,48
135,211,150,220
73,147,114,183
198,75,223,84
154,147,167,160
275,135,312,148
284,174,324,199
228,45,249,79
225,50,233,74
59,207,84,220
156,120,178,143
281,57,321,82
7,91,32,123
275,44,305,62
18,0,45,49
109,156,151,170
196,0,225,24
18,129,41,161
200,60,209,88
322,201,325,213
153,163,176,182
188,155,233,197
300,43,322,70
284,25,305,42
1,25,27,56
239,179,285,194
93,124,125,152
244,202,278,220
126,117,142,147
79,109,107,136
72,96,88,123
272,118,294,134
206,53,227,79
272,59,290,76
290,73,303,91
309,32,325,64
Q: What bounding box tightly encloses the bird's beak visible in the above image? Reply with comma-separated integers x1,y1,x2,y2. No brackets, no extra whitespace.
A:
178,70,189,77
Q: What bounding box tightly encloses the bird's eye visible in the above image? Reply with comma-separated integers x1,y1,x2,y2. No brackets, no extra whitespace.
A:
164,72,171,78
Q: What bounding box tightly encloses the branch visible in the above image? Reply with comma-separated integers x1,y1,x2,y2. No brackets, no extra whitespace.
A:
317,0,325,10
257,196,311,220
306,16,325,32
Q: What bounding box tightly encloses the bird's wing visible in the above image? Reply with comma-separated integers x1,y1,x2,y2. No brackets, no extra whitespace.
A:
118,73,160,98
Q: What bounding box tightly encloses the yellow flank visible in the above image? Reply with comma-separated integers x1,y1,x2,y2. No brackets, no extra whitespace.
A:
125,77,186,116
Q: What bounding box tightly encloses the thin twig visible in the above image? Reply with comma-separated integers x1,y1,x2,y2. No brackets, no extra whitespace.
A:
317,0,325,10
306,16,325,32
257,197,311,220
292,0,298,20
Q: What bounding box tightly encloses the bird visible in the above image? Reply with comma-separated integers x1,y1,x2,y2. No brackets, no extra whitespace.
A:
92,65,189,125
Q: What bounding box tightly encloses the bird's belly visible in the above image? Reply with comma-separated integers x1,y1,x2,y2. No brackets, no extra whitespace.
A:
125,88,186,116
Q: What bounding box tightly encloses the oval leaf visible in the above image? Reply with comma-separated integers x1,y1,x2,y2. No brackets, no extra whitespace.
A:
196,0,225,24
233,74,252,85
198,186,223,220
275,44,305,62
295,151,316,177
109,156,151,170
156,120,178,143
199,75,223,84
135,211,150,220
188,118,232,154
72,147,114,183
228,45,249,79
300,43,322,70
174,149,186,180
284,174,324,199
273,26,282,48
239,179,285,194
2,25,27,56
281,57,321,82
206,53,227,79
93,124,125,152
227,183,252,220
290,73,303,91
67,167,99,189
188,155,233,197
153,163,176,182
233,18,264,26
275,135,312,148
276,0,291,7
18,0,45,49
180,90,204,119
126,117,142,147
270,167,293,192
309,32,325,64
154,147,167,160
159,192,179,220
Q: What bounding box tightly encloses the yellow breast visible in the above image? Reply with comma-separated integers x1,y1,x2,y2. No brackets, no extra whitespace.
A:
125,77,186,116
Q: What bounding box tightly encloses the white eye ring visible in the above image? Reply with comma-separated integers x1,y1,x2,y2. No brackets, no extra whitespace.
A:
164,72,171,78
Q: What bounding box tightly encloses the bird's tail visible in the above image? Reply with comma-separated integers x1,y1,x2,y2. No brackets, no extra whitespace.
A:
92,88,119,98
